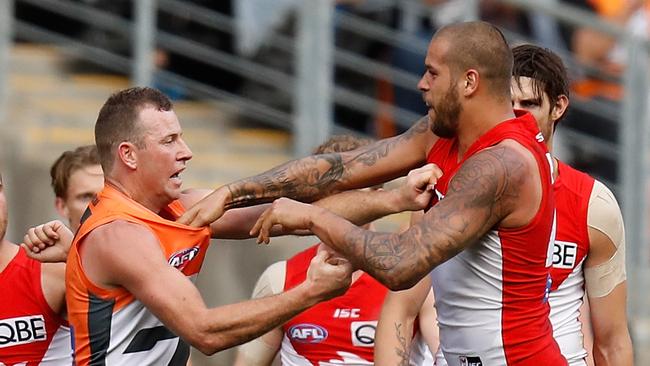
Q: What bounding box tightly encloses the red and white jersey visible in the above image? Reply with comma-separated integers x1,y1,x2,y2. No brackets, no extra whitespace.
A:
280,246,385,366
548,161,594,366
0,248,73,366
426,111,565,365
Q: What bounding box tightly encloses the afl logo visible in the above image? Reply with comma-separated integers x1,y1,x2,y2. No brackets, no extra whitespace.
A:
288,324,328,343
168,247,200,269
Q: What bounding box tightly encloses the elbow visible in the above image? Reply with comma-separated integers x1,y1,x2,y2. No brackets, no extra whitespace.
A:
187,332,220,356
185,325,231,356
378,271,421,291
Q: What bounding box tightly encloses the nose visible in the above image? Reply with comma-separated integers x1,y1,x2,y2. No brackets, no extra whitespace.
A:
178,137,193,162
417,73,428,91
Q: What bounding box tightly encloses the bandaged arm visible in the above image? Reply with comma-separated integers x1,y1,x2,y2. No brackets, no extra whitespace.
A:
584,180,626,297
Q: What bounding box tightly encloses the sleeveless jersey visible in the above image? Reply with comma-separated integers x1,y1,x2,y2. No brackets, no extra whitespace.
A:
426,111,565,365
548,161,594,366
0,248,72,366
66,184,210,366
280,245,386,366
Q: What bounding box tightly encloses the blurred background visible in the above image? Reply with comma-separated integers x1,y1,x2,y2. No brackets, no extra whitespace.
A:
0,0,649,364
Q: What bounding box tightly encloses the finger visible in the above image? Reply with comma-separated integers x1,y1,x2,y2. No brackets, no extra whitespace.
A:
250,208,271,237
42,224,60,241
312,249,329,264
258,216,274,245
177,207,197,226
26,229,44,248
34,226,54,246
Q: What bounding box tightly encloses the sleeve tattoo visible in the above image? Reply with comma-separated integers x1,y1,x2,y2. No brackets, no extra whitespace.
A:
225,118,431,209
339,146,525,289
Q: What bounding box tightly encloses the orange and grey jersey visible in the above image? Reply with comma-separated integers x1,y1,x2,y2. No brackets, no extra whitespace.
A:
65,184,210,366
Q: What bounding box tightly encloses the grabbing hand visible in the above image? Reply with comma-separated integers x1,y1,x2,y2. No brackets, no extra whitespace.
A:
395,163,442,211
305,250,353,302
21,220,73,263
178,188,229,227
250,198,316,244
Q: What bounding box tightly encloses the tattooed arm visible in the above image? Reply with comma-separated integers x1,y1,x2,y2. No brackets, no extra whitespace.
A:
374,276,434,366
178,118,434,227
252,141,541,290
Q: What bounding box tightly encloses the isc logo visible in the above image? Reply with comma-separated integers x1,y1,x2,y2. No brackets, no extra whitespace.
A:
288,324,328,343
333,308,360,318
552,241,578,269
0,315,47,348
168,247,200,269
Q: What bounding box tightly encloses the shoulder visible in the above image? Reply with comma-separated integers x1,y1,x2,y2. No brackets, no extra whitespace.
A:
251,261,287,299
587,180,624,242
452,141,532,192
83,220,161,260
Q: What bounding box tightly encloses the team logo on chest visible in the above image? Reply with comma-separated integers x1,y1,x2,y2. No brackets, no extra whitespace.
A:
168,246,200,269
552,241,578,269
350,321,376,347
288,324,328,343
0,315,47,348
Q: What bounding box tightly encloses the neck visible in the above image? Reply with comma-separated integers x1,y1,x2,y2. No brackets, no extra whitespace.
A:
106,176,166,213
457,98,515,158
0,239,19,272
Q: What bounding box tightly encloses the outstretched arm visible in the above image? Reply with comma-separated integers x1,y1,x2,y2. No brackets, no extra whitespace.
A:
178,118,434,227
183,163,440,239
252,143,535,290
80,221,352,355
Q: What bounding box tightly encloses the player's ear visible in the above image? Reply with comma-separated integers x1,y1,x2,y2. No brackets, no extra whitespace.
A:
118,142,138,170
55,196,69,220
551,94,569,122
463,70,479,96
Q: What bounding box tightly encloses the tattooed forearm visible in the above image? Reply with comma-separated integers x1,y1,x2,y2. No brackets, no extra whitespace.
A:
224,117,431,208
225,154,345,209
331,145,526,290
395,323,411,366
347,117,429,167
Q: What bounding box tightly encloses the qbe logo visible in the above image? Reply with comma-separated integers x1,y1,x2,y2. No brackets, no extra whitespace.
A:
0,315,47,348
351,321,376,347
288,324,328,344
168,247,200,269
552,241,578,269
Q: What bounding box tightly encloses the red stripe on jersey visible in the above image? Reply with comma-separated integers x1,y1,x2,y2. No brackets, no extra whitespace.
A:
0,249,70,365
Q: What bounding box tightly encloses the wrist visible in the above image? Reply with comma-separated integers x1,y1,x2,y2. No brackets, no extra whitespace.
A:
293,281,322,308
385,188,406,213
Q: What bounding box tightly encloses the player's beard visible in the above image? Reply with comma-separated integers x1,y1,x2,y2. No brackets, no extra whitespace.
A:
431,84,462,138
